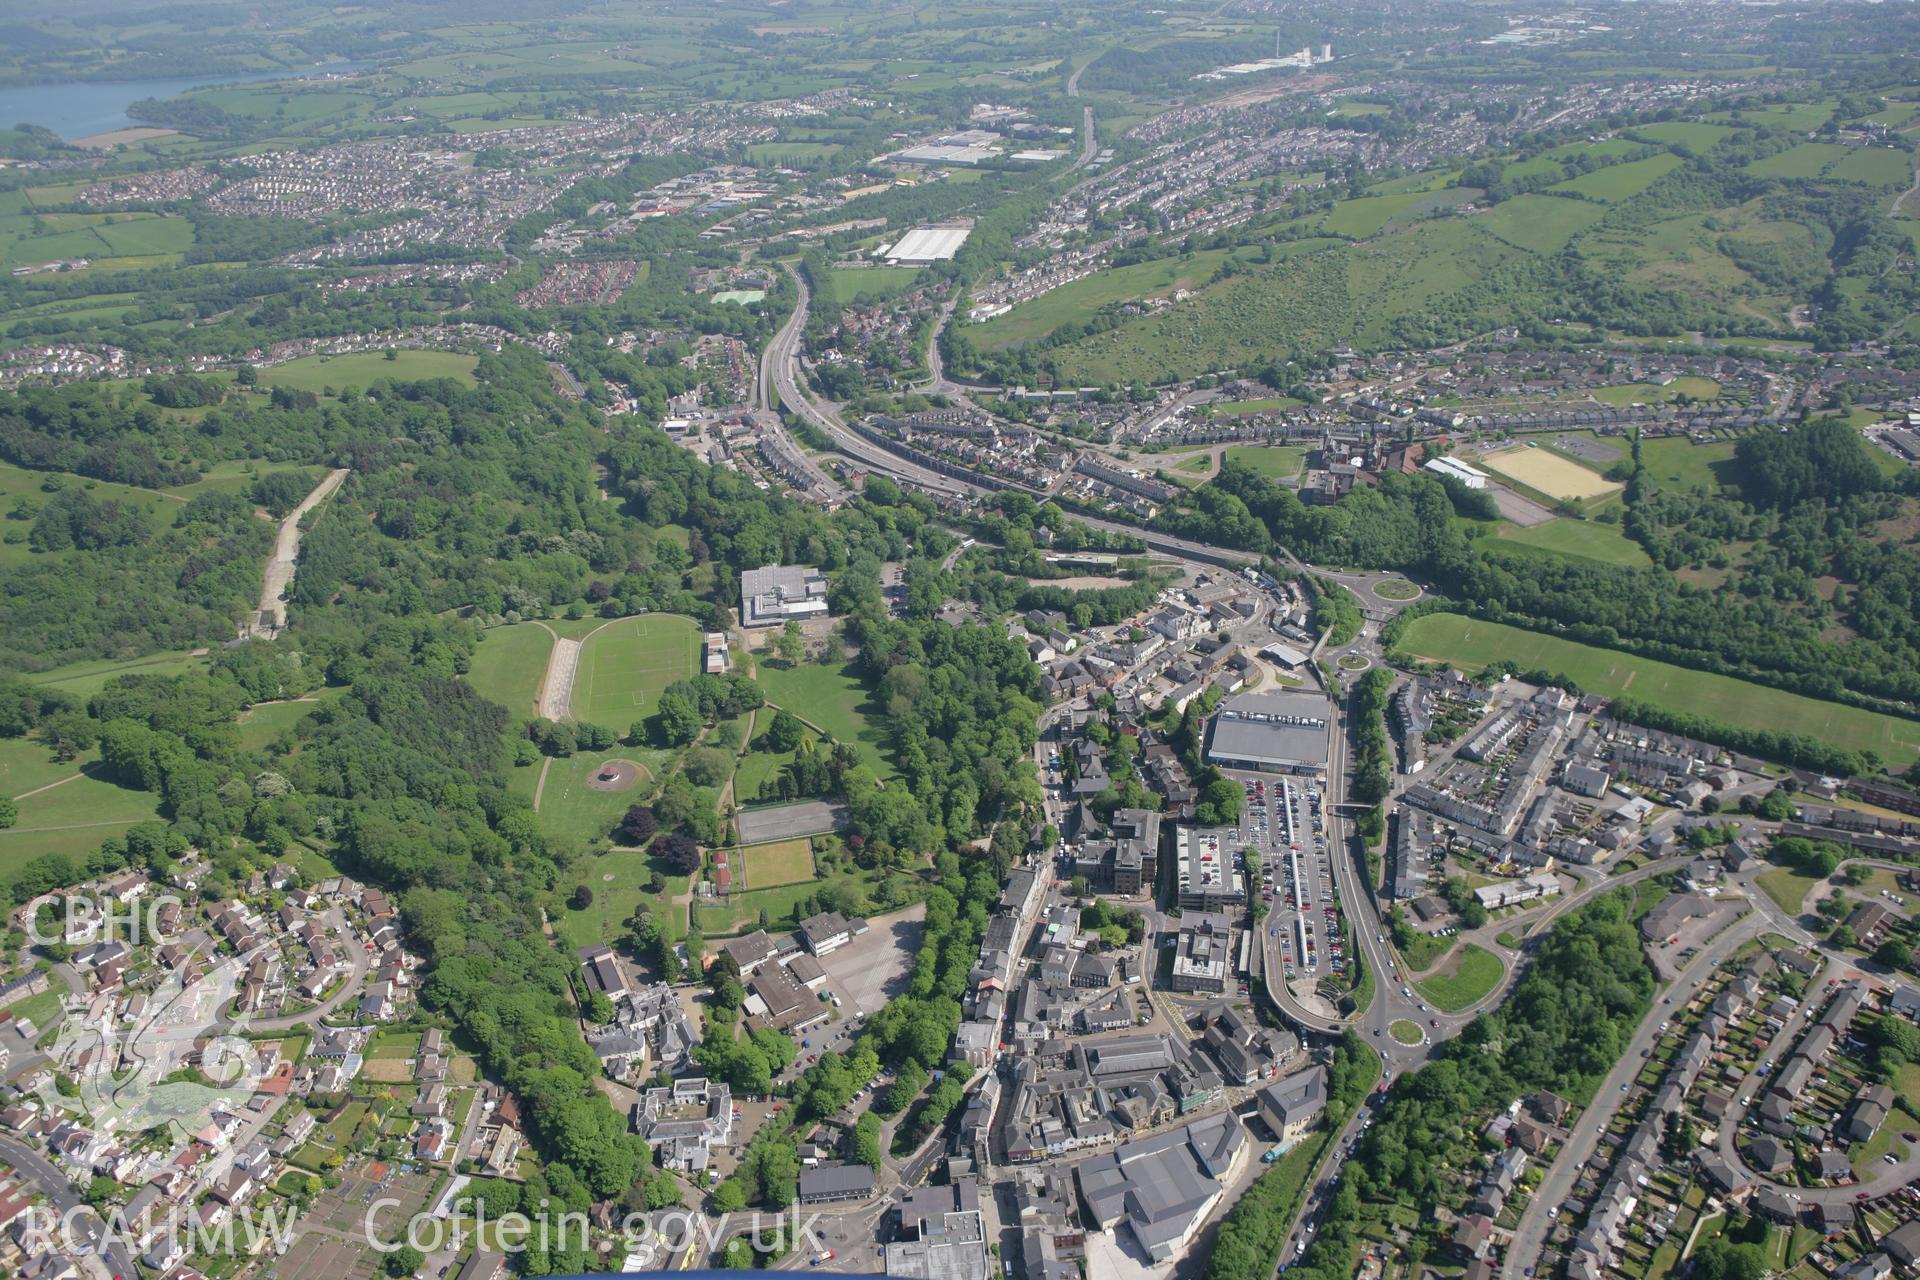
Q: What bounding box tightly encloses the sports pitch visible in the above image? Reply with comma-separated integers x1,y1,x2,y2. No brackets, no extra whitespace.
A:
1481,446,1620,502
570,614,701,728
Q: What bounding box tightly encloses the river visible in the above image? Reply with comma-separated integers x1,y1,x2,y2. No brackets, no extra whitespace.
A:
0,64,365,141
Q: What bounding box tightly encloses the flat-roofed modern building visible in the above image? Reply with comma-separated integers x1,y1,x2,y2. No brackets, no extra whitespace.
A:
1206,690,1331,775
740,564,829,627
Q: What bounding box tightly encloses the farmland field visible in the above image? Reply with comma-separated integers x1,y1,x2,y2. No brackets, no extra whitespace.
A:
570,614,700,731
969,249,1238,350
1473,195,1608,254
1746,143,1854,180
1395,614,1920,765
1480,446,1620,502
1548,153,1682,202
1827,148,1916,187
464,622,556,720
257,351,479,393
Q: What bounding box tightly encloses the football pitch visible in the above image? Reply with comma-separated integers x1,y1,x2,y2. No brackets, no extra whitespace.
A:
570,614,701,729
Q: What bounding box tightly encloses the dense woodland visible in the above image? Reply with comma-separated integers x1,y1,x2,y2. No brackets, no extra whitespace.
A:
0,351,1051,1263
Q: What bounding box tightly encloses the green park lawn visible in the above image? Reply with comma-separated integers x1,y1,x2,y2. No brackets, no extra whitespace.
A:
569,613,701,732
0,768,165,874
1756,866,1823,915
550,843,691,953
535,749,666,850
1415,943,1504,1011
1635,436,1742,490
1394,613,1920,767
0,737,96,798
1223,446,1306,481
235,696,337,753
757,658,895,778
1472,516,1652,568
257,350,478,394
464,622,556,720
817,266,923,307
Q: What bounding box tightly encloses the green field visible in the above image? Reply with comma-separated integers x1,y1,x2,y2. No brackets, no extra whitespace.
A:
1746,143,1855,180
1415,943,1504,1011
27,650,206,699
970,249,1238,350
464,623,556,720
1223,446,1306,481
1548,153,1682,203
235,697,333,753
1211,397,1305,418
1827,147,1916,187
732,745,795,803
1396,614,1920,765
1473,195,1609,254
817,266,924,308
739,837,815,889
1320,190,1468,238
1630,122,1737,151
1593,376,1722,407
0,768,165,874
257,351,479,393
1475,516,1652,568
536,750,665,851
0,738,95,798
0,460,185,566
550,843,690,953
1636,436,1741,490
757,659,894,778
569,614,701,731
748,141,843,165
693,870,873,936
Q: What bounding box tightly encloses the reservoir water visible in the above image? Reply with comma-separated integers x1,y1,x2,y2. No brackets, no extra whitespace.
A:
0,65,364,140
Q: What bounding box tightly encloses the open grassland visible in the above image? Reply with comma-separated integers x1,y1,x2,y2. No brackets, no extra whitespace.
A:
536,749,667,851
740,837,815,889
0,739,96,798
1415,943,1503,1011
1746,143,1855,180
0,211,194,269
1629,122,1738,150
1472,516,1652,567
0,769,164,874
1480,445,1620,502
464,623,556,720
693,870,872,936
551,843,691,952
1047,221,1521,384
236,696,336,753
1472,195,1608,253
1636,436,1742,490
1592,376,1722,407
731,746,794,804
970,249,1238,350
1549,153,1682,202
817,266,923,307
570,614,700,730
27,650,205,699
1223,446,1305,481
257,351,477,395
757,659,895,778
1827,147,1916,187
1396,614,1920,765
0,461,186,567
